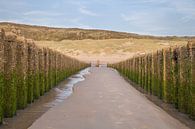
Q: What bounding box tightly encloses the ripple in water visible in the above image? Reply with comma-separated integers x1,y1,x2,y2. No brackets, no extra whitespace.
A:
46,67,91,107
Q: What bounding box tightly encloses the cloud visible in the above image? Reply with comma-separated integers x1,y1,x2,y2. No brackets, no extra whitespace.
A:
23,10,63,17
121,12,152,24
67,1,98,16
78,6,98,16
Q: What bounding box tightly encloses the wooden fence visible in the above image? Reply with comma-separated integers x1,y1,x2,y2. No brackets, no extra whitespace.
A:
0,29,88,123
110,42,195,120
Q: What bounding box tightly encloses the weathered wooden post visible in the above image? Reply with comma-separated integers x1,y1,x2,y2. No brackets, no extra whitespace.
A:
43,48,49,92
136,57,139,84
33,46,40,99
178,44,192,113
126,59,130,79
144,55,147,92
157,50,163,99
48,49,52,89
27,41,35,103
147,54,152,94
0,29,5,123
54,52,57,86
3,33,17,117
15,37,28,109
151,52,155,95
172,47,179,108
153,52,159,96
178,46,185,112
165,48,173,103
162,49,167,102
141,56,144,89
129,59,132,80
170,47,175,104
133,57,135,82
38,48,44,96
138,56,141,85
189,41,195,119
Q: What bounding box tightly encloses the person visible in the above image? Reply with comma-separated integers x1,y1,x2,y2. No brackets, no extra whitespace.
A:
97,60,100,67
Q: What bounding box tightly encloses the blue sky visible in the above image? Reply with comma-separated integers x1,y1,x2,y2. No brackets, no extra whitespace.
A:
0,0,195,36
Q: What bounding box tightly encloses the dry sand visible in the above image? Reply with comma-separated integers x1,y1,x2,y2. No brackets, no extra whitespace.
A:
29,67,189,129
35,39,187,63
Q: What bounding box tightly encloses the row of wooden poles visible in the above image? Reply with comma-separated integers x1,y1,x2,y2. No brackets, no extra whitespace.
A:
110,42,195,120
0,29,88,123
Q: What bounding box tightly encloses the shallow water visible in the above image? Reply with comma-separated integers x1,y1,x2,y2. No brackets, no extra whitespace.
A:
0,67,90,129
46,67,90,107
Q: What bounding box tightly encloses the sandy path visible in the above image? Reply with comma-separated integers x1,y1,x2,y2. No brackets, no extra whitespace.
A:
29,67,189,129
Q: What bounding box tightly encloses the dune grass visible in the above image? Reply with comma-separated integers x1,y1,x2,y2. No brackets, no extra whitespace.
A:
35,38,187,63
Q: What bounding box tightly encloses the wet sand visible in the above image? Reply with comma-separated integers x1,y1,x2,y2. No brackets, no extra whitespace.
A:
29,67,190,129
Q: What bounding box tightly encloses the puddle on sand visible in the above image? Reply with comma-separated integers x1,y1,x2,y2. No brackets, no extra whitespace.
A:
46,67,90,107
0,67,90,129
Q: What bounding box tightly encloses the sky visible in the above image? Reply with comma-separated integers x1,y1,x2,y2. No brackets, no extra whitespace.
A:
0,0,195,36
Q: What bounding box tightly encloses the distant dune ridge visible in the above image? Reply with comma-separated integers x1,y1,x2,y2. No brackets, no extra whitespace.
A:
0,22,194,41
0,22,193,63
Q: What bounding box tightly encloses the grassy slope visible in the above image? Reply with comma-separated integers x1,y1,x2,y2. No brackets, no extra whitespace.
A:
36,39,187,63
0,22,143,41
0,22,193,41
0,22,191,63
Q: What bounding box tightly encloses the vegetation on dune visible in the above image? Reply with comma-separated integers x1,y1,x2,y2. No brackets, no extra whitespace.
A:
35,39,188,63
0,22,194,41
110,42,195,120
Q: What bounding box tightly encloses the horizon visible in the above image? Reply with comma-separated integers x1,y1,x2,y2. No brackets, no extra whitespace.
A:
0,0,195,36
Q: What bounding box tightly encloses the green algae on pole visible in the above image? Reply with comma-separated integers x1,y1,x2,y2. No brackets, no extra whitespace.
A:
0,29,89,125
3,34,17,117
15,38,28,109
0,29,5,123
